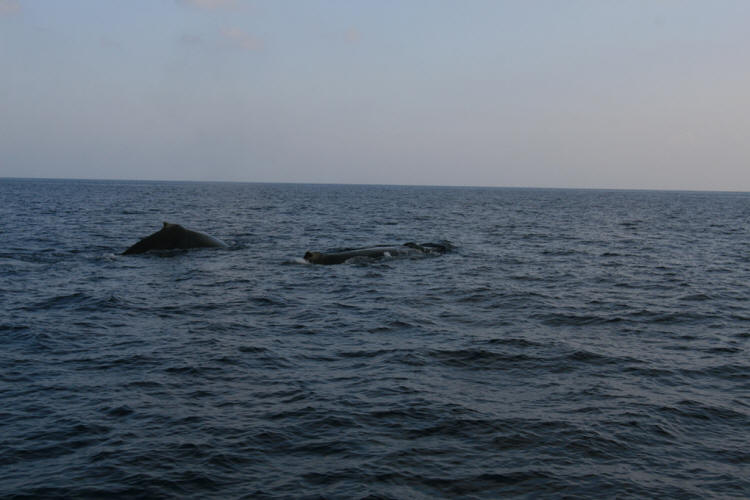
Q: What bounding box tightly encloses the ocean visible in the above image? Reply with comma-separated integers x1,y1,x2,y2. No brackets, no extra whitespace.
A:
1,178,748,499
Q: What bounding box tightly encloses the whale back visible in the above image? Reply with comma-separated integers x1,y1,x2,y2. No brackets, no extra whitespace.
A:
303,242,449,265
123,222,226,255
303,251,352,265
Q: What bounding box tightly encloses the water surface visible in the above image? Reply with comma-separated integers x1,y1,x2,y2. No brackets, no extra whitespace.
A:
1,179,748,498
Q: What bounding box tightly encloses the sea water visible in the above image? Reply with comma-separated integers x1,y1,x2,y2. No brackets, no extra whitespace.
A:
1,179,748,498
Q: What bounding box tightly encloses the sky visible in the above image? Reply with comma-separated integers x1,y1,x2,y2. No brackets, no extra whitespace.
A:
1,0,749,190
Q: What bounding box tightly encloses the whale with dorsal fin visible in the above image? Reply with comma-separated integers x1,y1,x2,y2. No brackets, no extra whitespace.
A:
122,222,227,255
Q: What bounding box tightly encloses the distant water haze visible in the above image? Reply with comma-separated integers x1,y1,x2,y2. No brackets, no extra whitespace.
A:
2,1,750,191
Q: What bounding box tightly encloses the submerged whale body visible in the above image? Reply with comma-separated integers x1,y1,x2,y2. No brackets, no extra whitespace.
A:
122,222,227,255
304,242,449,265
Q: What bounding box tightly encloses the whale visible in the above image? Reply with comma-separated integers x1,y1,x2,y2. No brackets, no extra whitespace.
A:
122,222,227,255
303,242,448,265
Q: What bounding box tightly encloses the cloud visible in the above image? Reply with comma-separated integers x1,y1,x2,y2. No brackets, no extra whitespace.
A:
0,0,20,15
221,27,262,51
180,33,204,45
178,0,237,9
99,36,122,50
344,28,361,44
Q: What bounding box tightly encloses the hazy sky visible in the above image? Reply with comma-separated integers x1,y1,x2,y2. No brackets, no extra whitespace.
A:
2,0,749,190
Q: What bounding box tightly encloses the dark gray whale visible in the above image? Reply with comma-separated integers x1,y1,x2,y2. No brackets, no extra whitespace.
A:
304,242,448,265
123,222,227,255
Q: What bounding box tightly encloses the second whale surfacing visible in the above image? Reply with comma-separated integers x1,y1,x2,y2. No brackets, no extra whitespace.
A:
303,242,449,265
122,222,227,255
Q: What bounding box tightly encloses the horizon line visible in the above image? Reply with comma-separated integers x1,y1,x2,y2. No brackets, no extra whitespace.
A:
1,176,748,194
